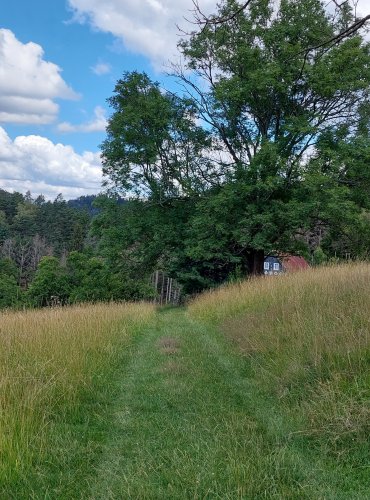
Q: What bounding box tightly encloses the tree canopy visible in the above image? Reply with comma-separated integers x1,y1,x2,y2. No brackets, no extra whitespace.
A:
99,0,370,287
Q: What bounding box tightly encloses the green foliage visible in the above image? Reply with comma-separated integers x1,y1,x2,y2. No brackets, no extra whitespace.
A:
98,0,370,292
323,209,370,259
0,258,17,279
67,251,155,303
312,247,327,265
0,190,91,255
92,196,194,289
0,274,19,308
28,256,70,307
177,0,370,269
67,252,115,303
12,202,38,237
101,71,213,199
0,190,155,308
0,210,9,243
33,195,90,254
0,189,24,223
0,258,21,309
0,191,94,307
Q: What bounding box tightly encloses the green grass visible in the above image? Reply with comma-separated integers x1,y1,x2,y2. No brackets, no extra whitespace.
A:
0,302,154,498
89,309,311,499
1,264,369,498
189,263,370,497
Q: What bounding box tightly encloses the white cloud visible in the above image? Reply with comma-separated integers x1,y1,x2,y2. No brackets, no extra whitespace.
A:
67,0,217,67
91,61,112,75
57,106,108,133
0,127,102,200
67,1,370,67
0,29,79,125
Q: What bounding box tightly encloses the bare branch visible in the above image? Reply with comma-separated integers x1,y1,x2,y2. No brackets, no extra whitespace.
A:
303,14,370,55
191,0,254,27
187,0,369,47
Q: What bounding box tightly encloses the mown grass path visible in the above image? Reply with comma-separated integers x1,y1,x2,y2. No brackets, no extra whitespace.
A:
88,308,362,499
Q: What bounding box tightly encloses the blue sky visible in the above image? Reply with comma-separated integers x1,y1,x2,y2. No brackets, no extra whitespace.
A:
0,0,216,199
1,0,146,152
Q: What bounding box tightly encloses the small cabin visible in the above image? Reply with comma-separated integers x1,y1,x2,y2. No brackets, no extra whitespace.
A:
264,255,309,275
264,256,283,275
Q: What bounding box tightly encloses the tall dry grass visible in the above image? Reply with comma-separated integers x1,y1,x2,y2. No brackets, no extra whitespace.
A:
0,302,154,487
189,263,370,456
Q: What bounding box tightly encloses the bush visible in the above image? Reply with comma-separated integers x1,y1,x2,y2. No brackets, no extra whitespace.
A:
28,257,70,307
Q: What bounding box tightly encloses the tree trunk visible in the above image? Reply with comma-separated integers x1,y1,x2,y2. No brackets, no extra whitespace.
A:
247,249,265,275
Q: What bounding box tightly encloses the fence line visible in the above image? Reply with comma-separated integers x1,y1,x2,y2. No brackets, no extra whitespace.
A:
151,270,181,305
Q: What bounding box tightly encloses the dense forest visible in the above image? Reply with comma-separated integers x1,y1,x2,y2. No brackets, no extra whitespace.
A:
0,190,151,308
1,0,370,309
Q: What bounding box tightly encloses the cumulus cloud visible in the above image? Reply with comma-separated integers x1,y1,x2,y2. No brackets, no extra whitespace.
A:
67,0,216,67
67,0,370,66
57,106,108,133
0,29,79,125
91,61,112,75
0,127,102,200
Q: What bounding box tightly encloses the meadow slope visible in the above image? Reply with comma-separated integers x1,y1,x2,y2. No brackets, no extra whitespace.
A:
1,264,369,498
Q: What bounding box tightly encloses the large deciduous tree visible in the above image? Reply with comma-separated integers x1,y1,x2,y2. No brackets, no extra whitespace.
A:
176,0,370,272
101,71,214,200
100,0,370,288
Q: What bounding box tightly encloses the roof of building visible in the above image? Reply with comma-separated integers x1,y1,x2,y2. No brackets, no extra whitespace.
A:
281,255,310,272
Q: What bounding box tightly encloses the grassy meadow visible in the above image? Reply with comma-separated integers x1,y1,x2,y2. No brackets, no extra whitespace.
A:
1,263,369,498
0,302,154,497
189,263,370,494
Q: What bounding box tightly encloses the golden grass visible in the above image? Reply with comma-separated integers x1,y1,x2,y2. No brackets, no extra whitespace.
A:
0,302,154,485
190,262,369,327
189,263,370,452
189,264,370,372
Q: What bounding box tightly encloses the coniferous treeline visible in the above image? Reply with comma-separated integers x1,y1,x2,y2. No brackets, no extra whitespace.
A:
0,190,151,309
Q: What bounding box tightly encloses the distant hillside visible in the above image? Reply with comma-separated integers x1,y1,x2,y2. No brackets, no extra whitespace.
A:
67,195,126,216
0,188,131,294
0,189,126,218
67,195,100,216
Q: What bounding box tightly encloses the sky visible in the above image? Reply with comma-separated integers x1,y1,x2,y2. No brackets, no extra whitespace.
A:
0,0,368,200
0,0,216,199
